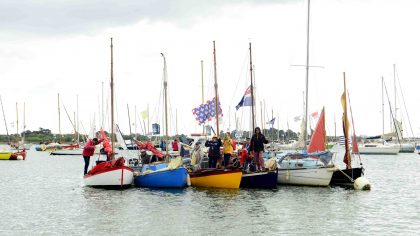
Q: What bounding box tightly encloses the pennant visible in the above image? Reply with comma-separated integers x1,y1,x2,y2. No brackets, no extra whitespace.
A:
140,110,148,120
293,116,301,122
192,97,223,125
266,117,276,125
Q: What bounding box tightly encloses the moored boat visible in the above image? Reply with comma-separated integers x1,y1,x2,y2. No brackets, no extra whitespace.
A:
189,168,242,189
277,166,335,186
240,169,278,189
134,161,188,188
84,157,134,188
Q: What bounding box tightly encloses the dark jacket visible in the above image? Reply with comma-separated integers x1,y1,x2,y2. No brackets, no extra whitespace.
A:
250,134,268,152
205,138,222,158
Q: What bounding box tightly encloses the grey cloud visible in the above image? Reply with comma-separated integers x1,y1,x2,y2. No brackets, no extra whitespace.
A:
0,0,290,38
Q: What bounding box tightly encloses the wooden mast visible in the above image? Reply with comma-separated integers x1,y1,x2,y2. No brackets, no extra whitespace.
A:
58,93,62,143
16,102,19,143
249,42,255,132
161,53,169,161
127,104,132,137
0,96,10,143
201,60,205,135
213,41,220,137
110,37,115,159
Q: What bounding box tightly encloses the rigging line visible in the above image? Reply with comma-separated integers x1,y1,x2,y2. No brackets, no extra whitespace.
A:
228,49,250,108
383,81,401,144
395,68,415,139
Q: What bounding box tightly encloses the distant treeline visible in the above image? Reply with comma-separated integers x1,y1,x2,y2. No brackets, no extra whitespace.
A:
0,127,305,144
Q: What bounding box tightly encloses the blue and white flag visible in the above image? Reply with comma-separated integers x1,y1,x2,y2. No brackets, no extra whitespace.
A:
192,97,223,125
235,86,253,110
266,117,276,125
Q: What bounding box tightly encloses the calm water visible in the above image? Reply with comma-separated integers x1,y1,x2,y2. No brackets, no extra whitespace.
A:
1,149,419,235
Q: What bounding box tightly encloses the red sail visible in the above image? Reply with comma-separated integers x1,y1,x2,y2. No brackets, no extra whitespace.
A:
352,132,359,154
135,140,164,159
100,128,112,156
307,107,326,153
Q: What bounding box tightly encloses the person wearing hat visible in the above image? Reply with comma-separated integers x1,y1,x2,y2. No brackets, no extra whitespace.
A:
250,127,269,171
205,135,222,168
82,137,103,175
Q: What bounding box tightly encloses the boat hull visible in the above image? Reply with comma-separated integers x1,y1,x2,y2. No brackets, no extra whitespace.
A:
189,169,242,189
0,152,12,160
240,170,278,189
358,146,399,155
0,150,26,160
50,149,83,155
330,167,363,186
277,167,335,187
84,166,134,188
134,167,188,188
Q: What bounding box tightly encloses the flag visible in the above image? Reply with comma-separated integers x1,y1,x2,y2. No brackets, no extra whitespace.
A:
140,109,148,120
192,97,223,125
235,86,253,110
311,111,319,119
293,116,301,122
266,117,276,125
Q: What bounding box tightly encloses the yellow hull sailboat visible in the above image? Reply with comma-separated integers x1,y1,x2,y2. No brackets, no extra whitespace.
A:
0,152,13,160
189,169,242,189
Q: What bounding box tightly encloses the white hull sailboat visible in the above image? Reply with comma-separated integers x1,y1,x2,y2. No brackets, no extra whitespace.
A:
358,143,399,155
277,167,335,186
84,38,134,189
84,165,134,188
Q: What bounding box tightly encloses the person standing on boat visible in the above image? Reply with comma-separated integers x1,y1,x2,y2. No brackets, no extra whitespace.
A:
191,142,204,170
82,138,103,175
172,138,179,152
250,127,268,171
205,136,222,168
222,133,234,168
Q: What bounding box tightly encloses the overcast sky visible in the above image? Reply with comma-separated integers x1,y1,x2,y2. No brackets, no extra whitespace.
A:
1,0,420,138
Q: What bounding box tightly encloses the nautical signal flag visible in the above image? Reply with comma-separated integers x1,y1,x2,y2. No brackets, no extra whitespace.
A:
266,117,276,125
192,97,223,125
236,85,253,110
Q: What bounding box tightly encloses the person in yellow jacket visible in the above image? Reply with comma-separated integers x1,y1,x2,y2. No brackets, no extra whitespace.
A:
222,132,234,168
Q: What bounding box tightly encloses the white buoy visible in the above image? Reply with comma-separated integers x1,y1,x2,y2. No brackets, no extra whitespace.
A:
354,176,371,190
16,155,24,160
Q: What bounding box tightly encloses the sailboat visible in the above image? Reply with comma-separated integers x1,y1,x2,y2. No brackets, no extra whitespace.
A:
189,41,243,189
237,42,278,189
358,77,400,155
330,73,365,186
133,53,188,188
0,100,26,160
276,108,336,186
83,38,134,188
275,0,336,186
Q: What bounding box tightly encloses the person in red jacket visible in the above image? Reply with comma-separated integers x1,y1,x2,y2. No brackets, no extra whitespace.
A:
82,138,103,175
172,138,179,152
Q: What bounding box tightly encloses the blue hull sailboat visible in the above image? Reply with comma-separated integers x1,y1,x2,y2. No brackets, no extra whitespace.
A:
134,162,188,188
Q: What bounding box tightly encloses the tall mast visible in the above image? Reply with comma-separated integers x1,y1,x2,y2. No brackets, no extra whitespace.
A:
213,41,220,137
101,81,104,128
249,42,255,132
134,105,137,140
76,94,79,143
176,108,178,135
23,102,26,147
201,60,205,134
110,37,115,159
127,104,132,136
57,93,62,143
393,64,397,122
0,96,10,143
303,0,311,150
147,104,150,135
161,53,169,161
382,76,384,145
16,102,19,142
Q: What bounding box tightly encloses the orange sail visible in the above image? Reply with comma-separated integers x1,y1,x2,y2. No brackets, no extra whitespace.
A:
307,107,326,153
341,74,352,169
